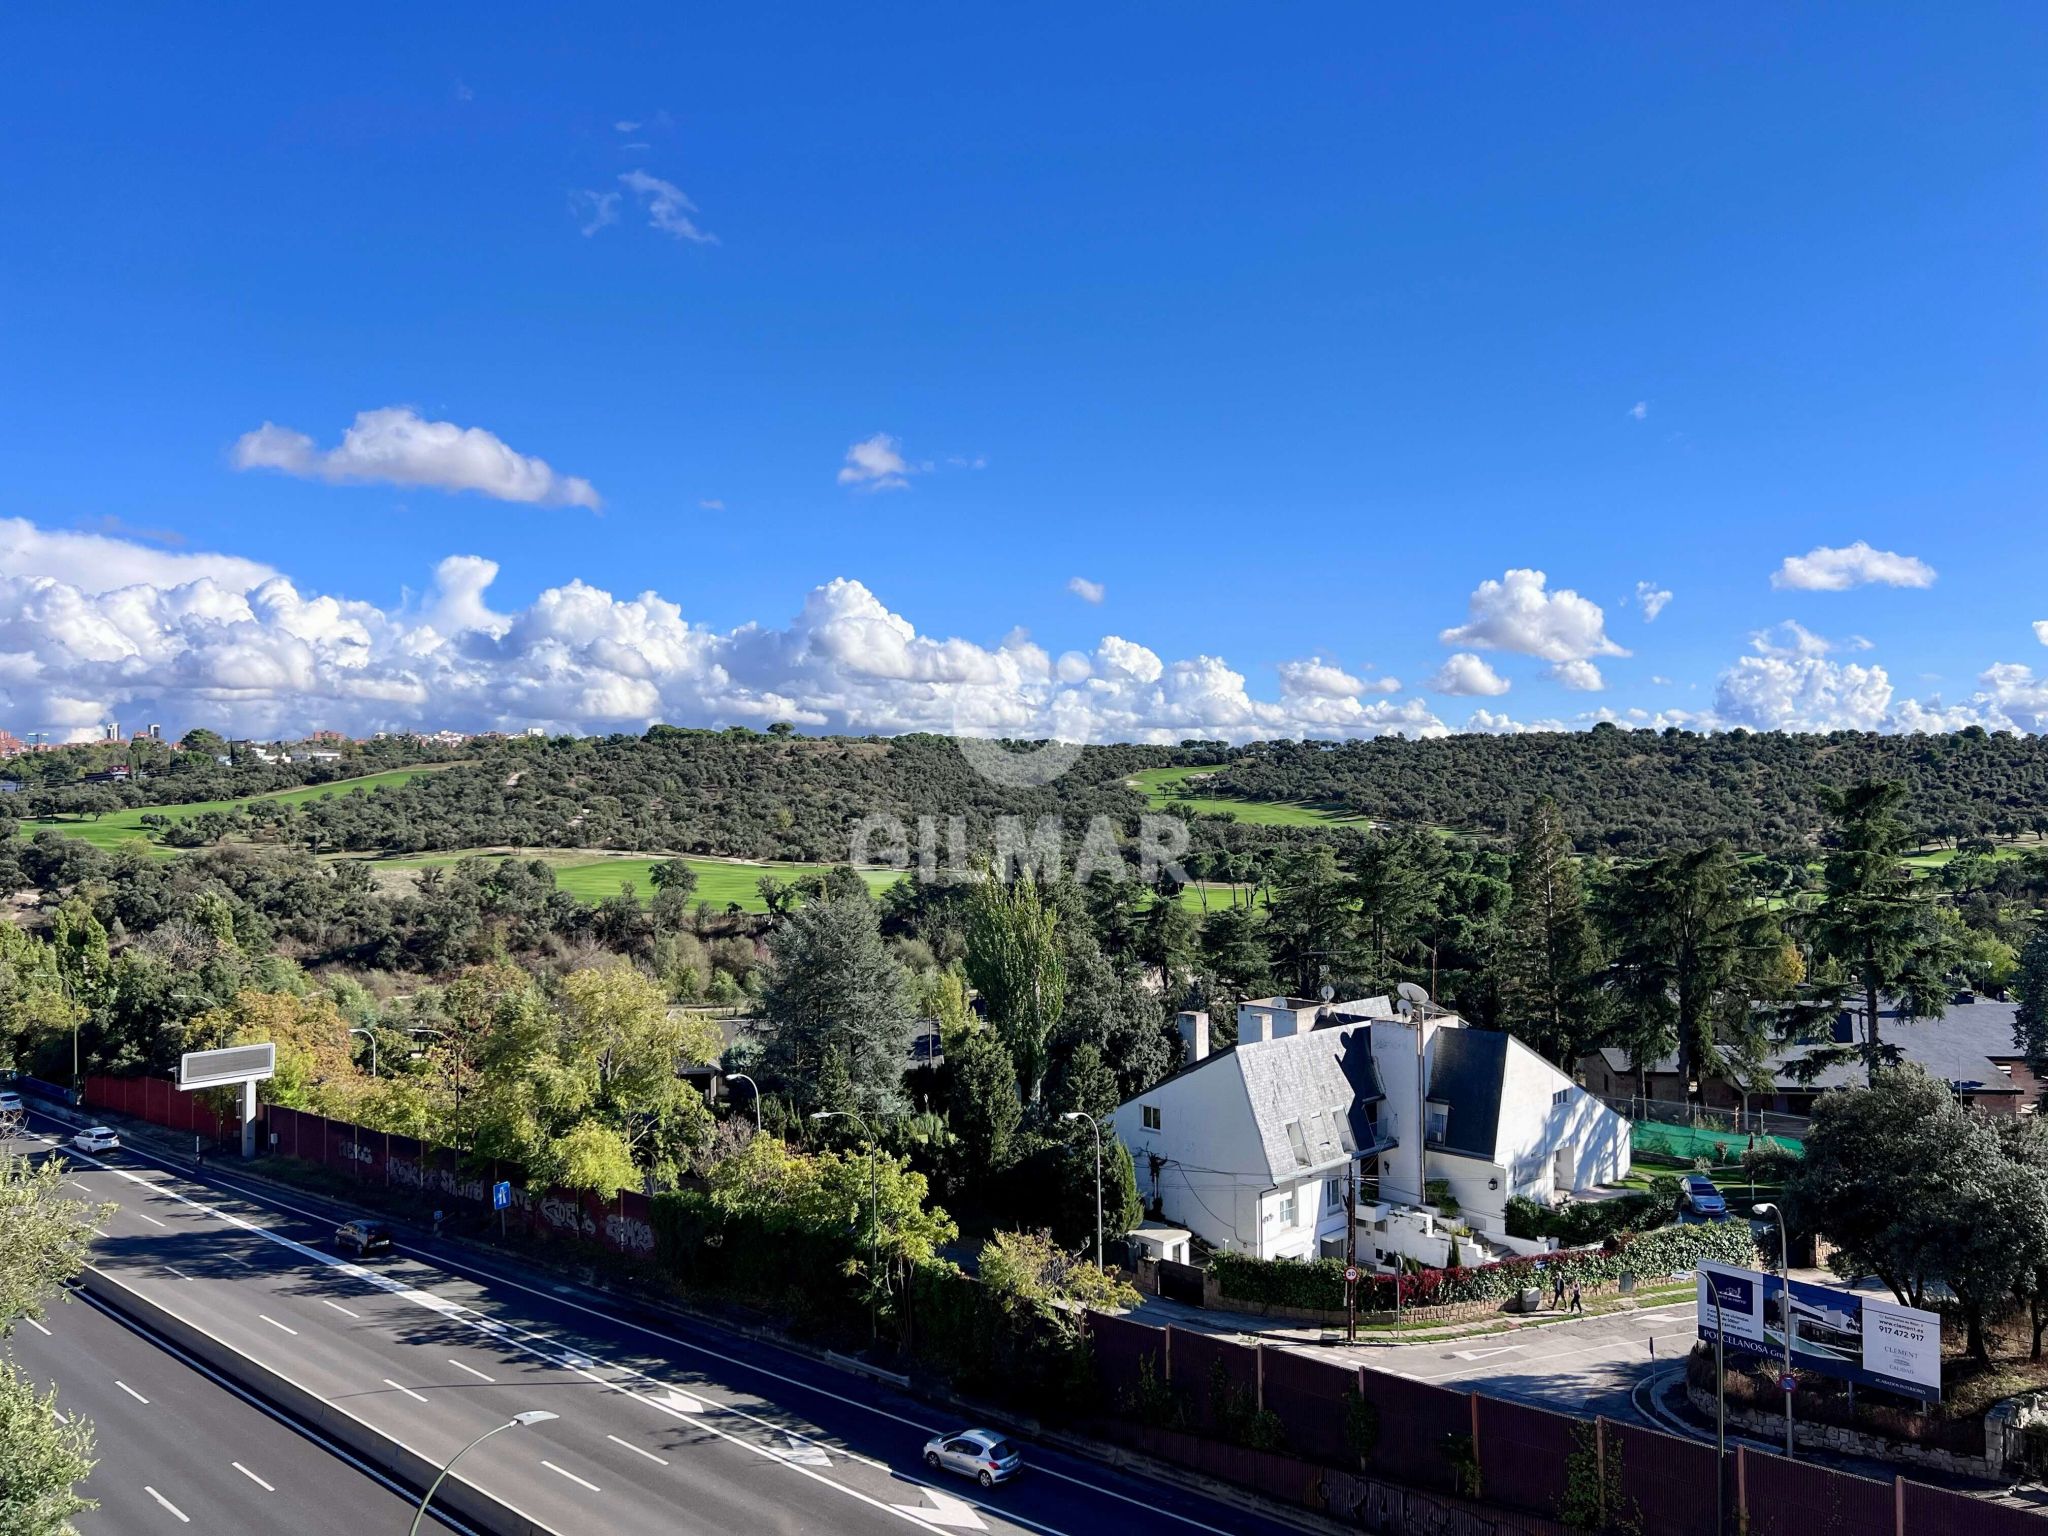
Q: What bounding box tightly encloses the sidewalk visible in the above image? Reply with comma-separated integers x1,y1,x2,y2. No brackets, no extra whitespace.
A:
1127,1280,1698,1349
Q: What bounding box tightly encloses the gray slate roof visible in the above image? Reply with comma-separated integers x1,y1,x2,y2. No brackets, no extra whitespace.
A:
1236,1024,1387,1182
1426,1027,1509,1159
1591,998,2027,1097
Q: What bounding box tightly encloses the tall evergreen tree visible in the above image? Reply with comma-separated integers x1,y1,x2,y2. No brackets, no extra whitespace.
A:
1350,830,1446,990
2013,928,2048,1068
1498,796,1604,1065
761,894,915,1113
1266,846,1352,995
1600,844,1784,1091
1811,780,1954,1084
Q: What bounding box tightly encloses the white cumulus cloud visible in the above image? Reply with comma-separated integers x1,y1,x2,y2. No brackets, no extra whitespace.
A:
232,408,601,510
1634,581,1673,621
1066,576,1105,604
0,520,1460,745
1439,568,1627,663
1713,654,1894,732
838,433,919,492
1771,541,1935,592
1548,659,1605,692
2033,620,2048,646
1428,653,1511,697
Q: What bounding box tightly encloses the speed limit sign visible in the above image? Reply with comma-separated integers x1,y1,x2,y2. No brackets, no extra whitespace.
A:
1344,1265,1360,1284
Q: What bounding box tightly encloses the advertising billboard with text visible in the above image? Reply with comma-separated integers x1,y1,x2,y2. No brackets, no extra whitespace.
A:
1697,1261,1940,1401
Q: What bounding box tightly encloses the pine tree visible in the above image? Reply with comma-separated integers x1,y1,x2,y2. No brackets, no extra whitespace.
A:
2014,929,2048,1067
1499,796,1604,1065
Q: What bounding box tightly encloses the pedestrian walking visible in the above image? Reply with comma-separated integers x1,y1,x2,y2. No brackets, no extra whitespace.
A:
1552,1269,1567,1309
432,1207,445,1238
1569,1283,1584,1314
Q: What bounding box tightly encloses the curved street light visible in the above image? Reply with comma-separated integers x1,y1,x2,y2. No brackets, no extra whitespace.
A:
727,1071,764,1133
407,1410,557,1536
1060,1111,1107,1270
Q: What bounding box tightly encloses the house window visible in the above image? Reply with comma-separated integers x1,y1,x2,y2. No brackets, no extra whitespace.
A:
1142,1105,1161,1131
1284,1119,1311,1167
1426,1103,1449,1141
1278,1192,1298,1227
1552,1088,1571,1107
1324,1176,1346,1212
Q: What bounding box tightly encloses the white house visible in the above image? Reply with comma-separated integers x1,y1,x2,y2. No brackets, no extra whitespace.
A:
1111,997,1631,1268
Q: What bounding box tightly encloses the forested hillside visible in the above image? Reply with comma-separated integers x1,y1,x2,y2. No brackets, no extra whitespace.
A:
1191,725,2048,854
15,723,2048,865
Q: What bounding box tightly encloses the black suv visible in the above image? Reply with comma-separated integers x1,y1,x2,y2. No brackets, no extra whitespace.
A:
334,1219,394,1257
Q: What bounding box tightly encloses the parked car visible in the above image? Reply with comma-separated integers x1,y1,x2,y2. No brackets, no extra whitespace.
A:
1679,1175,1727,1219
334,1219,394,1257
0,1090,24,1115
71,1126,120,1153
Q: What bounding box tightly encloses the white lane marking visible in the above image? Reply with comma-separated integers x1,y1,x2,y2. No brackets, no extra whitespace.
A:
90,1227,108,1238
1451,1345,1522,1361
52,1408,68,1423
144,1486,190,1523
541,1460,600,1493
383,1378,428,1403
233,1462,274,1492
117,1379,150,1404
133,1210,169,1227
781,1431,832,1466
447,1358,495,1382
606,1433,669,1465
892,1487,986,1530
223,1253,253,1266
66,1180,92,1193
162,1264,190,1280
42,1124,1155,1536
71,1291,492,1536
654,1387,705,1414
320,1299,361,1319
259,1314,298,1336
26,1317,51,1336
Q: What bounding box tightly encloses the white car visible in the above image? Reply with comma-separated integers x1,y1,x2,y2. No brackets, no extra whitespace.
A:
71,1126,120,1153
922,1428,1023,1488
0,1090,24,1115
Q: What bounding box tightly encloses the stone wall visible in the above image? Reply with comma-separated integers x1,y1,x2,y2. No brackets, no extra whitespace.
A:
1686,1380,1996,1480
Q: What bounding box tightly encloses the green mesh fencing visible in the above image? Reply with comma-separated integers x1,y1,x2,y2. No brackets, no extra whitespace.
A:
1630,1120,1802,1162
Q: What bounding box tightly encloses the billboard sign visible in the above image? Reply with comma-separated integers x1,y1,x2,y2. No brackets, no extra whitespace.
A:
176,1042,276,1091
1697,1261,1940,1401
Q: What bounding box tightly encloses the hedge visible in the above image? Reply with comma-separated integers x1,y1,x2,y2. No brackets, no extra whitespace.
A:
1213,1220,1760,1314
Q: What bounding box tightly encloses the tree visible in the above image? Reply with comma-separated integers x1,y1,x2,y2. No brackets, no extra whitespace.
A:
1499,796,1605,1065
649,860,699,900
1350,830,1445,989
545,1118,641,1198
1266,847,1352,995
1600,845,1784,1091
979,1227,1139,1316
1048,1041,1119,1121
946,1028,1022,1179
1784,1061,2046,1359
761,895,915,1113
0,1153,110,1531
1136,885,1199,998
2013,929,2048,1068
1811,781,1954,1084
964,874,1066,1102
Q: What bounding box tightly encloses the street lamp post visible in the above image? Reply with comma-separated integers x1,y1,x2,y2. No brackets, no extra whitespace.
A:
406,1410,556,1536
1754,1201,1794,1457
348,1027,377,1079
728,1072,764,1133
1708,1274,1729,1535
1060,1111,1106,1270
811,1111,880,1339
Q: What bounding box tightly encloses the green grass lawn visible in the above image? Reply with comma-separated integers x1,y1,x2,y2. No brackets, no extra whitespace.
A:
1127,765,1374,828
360,849,903,910
19,766,455,853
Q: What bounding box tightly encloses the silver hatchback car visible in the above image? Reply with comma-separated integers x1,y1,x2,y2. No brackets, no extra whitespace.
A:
922,1427,1023,1488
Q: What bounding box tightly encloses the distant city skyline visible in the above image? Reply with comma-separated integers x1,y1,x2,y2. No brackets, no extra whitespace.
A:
2,8,2044,742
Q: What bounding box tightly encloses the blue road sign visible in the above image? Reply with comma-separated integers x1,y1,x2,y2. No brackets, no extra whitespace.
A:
493,1180,512,1210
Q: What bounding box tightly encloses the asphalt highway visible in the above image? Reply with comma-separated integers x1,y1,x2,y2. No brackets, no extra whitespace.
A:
5,1284,474,1534
12,1112,1302,1536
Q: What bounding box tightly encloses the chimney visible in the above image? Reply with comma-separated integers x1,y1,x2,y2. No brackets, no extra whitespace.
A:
1175,1010,1210,1066
1238,1006,1267,1047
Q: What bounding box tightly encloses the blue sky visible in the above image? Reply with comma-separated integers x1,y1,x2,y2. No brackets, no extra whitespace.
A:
1,6,2044,741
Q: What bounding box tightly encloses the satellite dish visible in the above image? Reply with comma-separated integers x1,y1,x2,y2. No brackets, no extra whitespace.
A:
1319,984,1335,1003
1397,981,1430,1005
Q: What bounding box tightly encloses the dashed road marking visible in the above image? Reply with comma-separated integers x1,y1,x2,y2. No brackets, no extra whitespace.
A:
383,1378,428,1403
607,1434,669,1465
448,1358,495,1382
258,1315,298,1336
233,1462,274,1492
320,1299,361,1319
143,1486,190,1523
542,1460,601,1493
117,1380,150,1404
